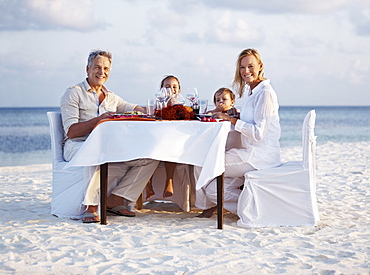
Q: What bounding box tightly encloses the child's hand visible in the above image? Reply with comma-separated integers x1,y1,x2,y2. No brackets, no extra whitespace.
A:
208,103,231,114
216,103,230,112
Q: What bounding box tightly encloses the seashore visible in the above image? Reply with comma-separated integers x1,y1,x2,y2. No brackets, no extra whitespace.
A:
0,141,369,274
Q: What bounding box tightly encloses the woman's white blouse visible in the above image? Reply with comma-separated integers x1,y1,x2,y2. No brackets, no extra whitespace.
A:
234,79,281,169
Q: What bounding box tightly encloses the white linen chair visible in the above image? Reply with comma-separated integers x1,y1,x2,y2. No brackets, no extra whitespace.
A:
237,110,320,228
47,112,85,219
47,112,195,218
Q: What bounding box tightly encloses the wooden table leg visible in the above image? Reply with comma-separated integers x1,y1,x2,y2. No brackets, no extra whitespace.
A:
137,192,143,210
100,163,108,225
217,173,224,229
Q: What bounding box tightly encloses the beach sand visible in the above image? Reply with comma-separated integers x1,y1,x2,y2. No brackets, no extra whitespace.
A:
0,141,369,274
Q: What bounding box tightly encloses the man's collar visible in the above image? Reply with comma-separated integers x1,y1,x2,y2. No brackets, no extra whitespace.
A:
83,78,110,94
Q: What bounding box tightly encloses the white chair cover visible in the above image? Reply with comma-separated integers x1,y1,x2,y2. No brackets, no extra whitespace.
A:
47,112,85,219
237,110,319,227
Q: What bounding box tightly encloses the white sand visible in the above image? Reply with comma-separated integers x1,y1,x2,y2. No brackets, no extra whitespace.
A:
0,141,369,274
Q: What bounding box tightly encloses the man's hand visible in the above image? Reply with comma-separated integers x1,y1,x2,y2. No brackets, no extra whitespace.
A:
98,111,115,120
134,106,146,113
67,111,116,139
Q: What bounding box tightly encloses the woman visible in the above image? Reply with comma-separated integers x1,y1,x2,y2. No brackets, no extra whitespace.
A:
196,48,281,218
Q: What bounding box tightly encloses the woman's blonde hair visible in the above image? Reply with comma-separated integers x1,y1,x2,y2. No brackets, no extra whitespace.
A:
232,48,265,98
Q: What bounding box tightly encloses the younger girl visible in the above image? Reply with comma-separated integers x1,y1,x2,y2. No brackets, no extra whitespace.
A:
207,88,239,117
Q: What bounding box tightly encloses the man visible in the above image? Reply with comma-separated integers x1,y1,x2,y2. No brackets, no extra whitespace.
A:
60,50,159,223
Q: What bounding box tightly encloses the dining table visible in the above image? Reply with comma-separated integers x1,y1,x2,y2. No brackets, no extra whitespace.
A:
66,118,231,229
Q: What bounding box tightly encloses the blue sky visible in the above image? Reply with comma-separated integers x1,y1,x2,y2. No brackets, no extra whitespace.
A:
1,0,370,107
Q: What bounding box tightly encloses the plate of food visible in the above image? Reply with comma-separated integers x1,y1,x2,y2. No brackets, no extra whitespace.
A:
104,111,155,121
195,114,221,122
196,114,212,118
109,111,154,119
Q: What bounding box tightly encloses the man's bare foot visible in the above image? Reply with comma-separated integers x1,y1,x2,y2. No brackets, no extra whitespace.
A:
82,205,100,223
145,181,155,200
163,178,174,198
196,206,217,218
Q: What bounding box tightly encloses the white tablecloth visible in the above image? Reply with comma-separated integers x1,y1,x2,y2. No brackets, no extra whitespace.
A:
66,120,231,189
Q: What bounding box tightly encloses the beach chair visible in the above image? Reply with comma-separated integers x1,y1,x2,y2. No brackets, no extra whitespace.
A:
47,112,85,219
237,110,320,228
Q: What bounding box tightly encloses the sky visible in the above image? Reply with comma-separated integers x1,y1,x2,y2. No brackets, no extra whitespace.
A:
1,0,370,107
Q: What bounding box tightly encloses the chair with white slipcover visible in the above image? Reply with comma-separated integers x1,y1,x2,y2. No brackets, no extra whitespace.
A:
237,110,319,228
47,111,85,219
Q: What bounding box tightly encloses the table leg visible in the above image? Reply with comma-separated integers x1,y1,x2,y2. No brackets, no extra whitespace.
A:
100,163,108,225
216,173,224,229
137,193,143,210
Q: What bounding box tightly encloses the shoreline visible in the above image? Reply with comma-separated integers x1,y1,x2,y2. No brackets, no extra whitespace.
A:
0,141,369,274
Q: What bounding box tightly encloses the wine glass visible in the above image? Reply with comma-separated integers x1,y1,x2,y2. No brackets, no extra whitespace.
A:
155,88,166,119
172,93,186,105
186,87,199,106
164,87,173,107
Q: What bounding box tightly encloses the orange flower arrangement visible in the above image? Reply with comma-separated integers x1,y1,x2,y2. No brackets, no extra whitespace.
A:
156,105,195,120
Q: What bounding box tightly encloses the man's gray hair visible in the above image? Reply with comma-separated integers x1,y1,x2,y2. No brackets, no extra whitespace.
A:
87,50,112,68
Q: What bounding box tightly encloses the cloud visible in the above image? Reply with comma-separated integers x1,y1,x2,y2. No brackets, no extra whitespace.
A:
349,8,370,36
201,0,349,14
142,2,190,45
348,58,370,84
0,0,108,32
145,1,264,47
181,32,203,44
147,7,187,31
204,12,264,46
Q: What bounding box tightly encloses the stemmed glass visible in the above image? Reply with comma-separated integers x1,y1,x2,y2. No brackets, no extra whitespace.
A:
186,87,199,106
155,88,167,119
172,93,186,105
164,88,173,107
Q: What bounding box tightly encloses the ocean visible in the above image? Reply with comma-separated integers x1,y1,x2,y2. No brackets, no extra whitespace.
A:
0,106,369,167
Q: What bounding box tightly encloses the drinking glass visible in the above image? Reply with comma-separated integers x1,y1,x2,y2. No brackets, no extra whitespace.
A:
198,99,208,114
146,99,156,116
